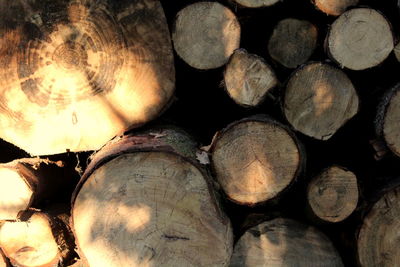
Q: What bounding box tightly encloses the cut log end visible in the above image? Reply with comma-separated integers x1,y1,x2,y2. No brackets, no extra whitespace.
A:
224,49,277,107
314,0,359,16
357,187,400,267
307,166,358,223
0,212,60,267
172,2,240,69
284,62,359,140
268,18,317,68
383,88,400,157
327,8,393,70
73,149,232,266
233,0,280,8
211,117,301,206
230,218,344,266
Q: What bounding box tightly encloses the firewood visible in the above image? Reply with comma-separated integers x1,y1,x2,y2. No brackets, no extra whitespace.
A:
357,186,400,266
0,0,175,155
376,83,400,157
223,49,277,107
0,210,74,267
230,218,344,266
210,116,303,206
326,8,394,70
172,2,241,69
313,0,359,16
71,128,233,267
307,166,358,223
268,18,318,68
284,62,359,140
232,0,280,8
0,158,67,220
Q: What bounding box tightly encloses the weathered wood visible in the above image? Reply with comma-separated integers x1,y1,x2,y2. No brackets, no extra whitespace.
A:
210,116,303,206
71,128,233,267
232,0,280,8
0,210,74,267
172,2,241,69
230,218,344,266
307,166,358,223
376,83,400,157
0,0,175,155
326,8,393,70
0,158,66,220
224,49,277,107
314,0,358,16
357,186,400,266
284,62,359,140
268,18,317,68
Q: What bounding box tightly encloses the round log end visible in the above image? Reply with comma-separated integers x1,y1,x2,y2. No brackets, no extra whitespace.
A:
314,0,359,16
307,166,358,223
233,0,280,8
284,62,359,140
172,2,241,69
383,88,400,157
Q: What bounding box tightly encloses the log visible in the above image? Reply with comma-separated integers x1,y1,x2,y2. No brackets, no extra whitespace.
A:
0,158,67,220
307,166,358,223
230,218,344,266
0,0,175,155
284,62,359,140
357,186,400,266
326,8,394,70
223,49,277,107
394,42,400,62
0,249,8,267
376,83,400,157
172,2,241,69
210,116,303,206
313,0,359,16
268,18,318,68
71,128,233,267
232,0,280,8
0,210,74,267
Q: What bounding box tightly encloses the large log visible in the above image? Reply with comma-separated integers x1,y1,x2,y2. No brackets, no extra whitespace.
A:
326,8,393,70
230,218,344,266
0,158,67,220
357,186,400,266
284,62,359,140
71,128,233,267
0,0,175,155
313,0,359,16
210,116,303,206
224,49,277,107
172,2,241,70
307,166,358,223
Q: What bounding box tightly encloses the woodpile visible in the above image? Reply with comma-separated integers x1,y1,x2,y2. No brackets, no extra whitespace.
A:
0,0,399,266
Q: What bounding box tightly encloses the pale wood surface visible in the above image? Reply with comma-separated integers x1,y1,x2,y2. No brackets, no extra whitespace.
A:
383,89,400,157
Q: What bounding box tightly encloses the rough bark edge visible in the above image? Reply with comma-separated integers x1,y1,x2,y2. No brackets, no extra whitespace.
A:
281,61,360,140
209,114,306,207
374,82,400,157
305,165,359,224
70,127,231,264
324,6,395,71
222,48,278,108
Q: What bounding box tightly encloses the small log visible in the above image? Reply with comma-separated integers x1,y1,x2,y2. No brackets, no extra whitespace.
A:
313,0,359,16
0,0,175,155
172,2,241,69
326,8,394,70
230,218,344,266
284,62,359,140
357,186,400,266
232,0,280,8
223,49,277,107
0,158,66,220
307,166,359,223
376,83,400,157
210,116,303,206
268,18,318,68
71,128,233,266
0,210,74,267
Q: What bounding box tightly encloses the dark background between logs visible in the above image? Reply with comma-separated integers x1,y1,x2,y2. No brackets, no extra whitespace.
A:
1,0,400,266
